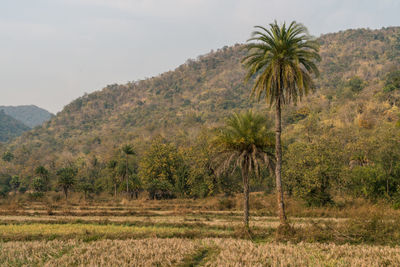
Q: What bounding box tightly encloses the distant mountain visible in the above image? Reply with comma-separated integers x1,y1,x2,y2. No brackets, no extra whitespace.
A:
0,105,53,128
0,111,30,142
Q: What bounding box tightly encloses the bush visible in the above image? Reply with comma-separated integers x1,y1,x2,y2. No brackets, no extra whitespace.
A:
383,70,400,92
347,166,387,200
218,197,235,210
347,76,365,92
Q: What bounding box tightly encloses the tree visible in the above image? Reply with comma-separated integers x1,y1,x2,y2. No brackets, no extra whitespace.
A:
213,111,275,228
2,151,14,162
78,177,94,200
243,21,320,226
10,175,20,194
127,173,141,199
139,137,188,199
57,167,77,199
32,177,46,193
284,139,343,206
35,166,50,191
383,70,400,92
107,159,119,199
121,144,135,196
347,76,365,93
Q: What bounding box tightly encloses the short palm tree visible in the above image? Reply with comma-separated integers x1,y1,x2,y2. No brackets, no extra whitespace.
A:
214,111,275,228
243,21,320,225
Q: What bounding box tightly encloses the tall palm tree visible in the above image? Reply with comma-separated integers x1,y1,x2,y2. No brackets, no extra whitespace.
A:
122,144,135,195
214,111,275,228
243,21,320,226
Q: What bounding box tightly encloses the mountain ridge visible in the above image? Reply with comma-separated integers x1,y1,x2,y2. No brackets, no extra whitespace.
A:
0,105,53,129
0,111,30,142
3,26,400,173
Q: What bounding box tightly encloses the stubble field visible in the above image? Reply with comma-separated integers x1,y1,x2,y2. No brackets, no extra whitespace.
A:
0,194,399,266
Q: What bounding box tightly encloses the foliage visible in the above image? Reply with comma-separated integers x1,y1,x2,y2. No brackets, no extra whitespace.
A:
346,76,365,93
213,110,275,226
32,177,47,193
139,137,189,199
0,174,11,197
213,111,275,177
34,166,50,191
243,21,320,224
9,175,20,193
57,167,77,199
243,21,320,105
383,70,400,92
284,139,343,206
2,151,14,162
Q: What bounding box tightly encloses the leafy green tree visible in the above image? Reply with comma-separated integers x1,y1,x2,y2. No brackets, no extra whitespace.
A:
121,144,135,195
2,151,14,162
183,130,220,198
35,166,50,191
78,177,94,200
284,139,343,206
139,137,188,199
383,70,400,92
9,175,20,194
243,21,320,225
32,177,46,193
57,167,77,199
347,76,365,92
0,174,11,197
213,111,275,228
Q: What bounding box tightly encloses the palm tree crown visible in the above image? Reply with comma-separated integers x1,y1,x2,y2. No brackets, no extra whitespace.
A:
243,21,320,105
214,111,275,175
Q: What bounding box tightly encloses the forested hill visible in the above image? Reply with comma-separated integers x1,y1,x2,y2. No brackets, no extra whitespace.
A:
5,27,400,173
0,105,53,128
0,111,30,142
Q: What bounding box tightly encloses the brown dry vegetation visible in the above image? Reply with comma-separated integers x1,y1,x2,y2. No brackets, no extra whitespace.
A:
1,238,399,266
0,195,399,262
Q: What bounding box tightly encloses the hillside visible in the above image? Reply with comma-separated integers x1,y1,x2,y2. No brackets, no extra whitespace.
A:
0,105,53,128
0,111,30,142
4,27,400,174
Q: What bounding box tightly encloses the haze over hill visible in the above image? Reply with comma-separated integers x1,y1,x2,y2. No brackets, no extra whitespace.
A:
4,27,400,173
0,105,53,129
0,111,30,142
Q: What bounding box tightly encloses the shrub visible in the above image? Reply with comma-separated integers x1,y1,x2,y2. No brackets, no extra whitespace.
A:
347,76,365,92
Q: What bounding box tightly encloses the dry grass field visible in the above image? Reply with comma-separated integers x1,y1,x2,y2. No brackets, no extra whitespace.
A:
0,194,399,266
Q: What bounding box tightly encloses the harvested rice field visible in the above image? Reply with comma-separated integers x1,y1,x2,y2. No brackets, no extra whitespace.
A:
0,199,399,266
1,238,400,266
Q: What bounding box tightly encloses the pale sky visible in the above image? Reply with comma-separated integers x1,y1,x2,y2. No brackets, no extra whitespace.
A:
1,0,399,113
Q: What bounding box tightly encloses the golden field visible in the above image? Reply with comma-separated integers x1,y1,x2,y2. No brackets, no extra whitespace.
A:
1,238,400,266
0,194,399,266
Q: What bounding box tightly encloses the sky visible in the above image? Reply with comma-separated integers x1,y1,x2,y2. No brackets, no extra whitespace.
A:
0,0,399,113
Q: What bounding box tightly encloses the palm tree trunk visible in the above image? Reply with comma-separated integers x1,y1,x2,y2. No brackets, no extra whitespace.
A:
126,155,129,195
275,98,287,225
242,163,250,228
